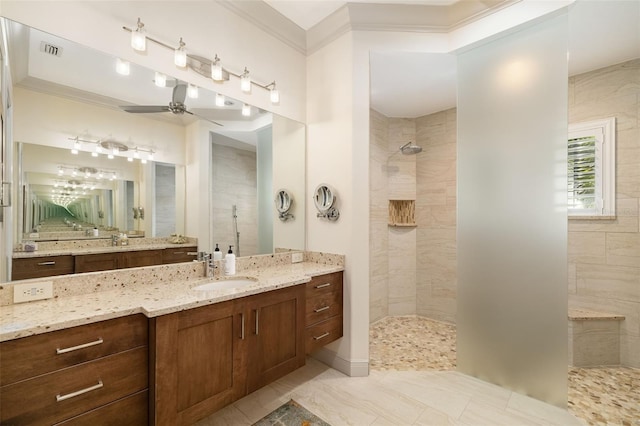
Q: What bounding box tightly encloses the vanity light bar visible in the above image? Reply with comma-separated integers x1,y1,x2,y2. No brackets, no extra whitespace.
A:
122,19,280,104
67,137,154,163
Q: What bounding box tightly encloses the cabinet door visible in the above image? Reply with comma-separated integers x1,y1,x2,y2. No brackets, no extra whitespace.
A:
121,249,163,268
246,285,306,393
151,299,247,426
74,253,120,273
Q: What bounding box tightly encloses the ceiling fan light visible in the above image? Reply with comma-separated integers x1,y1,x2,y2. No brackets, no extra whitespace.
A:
242,103,251,116
131,18,146,52
116,58,130,75
215,93,225,107
187,84,199,99
174,38,187,68
155,72,167,87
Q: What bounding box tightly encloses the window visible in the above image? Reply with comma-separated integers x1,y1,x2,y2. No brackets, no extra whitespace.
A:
568,117,615,218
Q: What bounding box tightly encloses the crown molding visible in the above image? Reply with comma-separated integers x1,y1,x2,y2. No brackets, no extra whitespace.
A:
217,0,307,55
223,0,522,56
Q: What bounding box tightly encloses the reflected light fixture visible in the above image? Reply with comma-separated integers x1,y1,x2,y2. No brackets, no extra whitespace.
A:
116,58,130,76
174,37,187,68
242,103,251,117
240,67,251,93
270,82,280,104
215,93,225,107
155,71,167,87
187,84,199,99
131,18,146,51
127,155,133,162
71,139,81,155
211,54,223,81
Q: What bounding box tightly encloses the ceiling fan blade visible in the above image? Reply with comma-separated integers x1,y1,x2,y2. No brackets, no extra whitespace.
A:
120,105,171,113
185,110,223,126
173,84,187,104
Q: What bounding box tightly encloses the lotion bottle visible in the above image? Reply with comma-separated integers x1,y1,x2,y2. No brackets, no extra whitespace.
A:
224,245,236,275
213,244,223,261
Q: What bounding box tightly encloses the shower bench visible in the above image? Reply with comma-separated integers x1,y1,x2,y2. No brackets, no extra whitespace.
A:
568,308,625,367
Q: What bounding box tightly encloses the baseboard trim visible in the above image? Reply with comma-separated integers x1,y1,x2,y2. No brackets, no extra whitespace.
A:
311,348,369,377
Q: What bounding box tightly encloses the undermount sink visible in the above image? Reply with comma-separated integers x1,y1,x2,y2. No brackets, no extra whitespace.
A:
192,277,258,291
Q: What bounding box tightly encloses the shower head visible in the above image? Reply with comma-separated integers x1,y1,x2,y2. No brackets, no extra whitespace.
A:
400,141,422,155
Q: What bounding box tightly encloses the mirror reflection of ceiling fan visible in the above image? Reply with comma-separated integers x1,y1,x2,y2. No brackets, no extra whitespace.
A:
119,81,223,126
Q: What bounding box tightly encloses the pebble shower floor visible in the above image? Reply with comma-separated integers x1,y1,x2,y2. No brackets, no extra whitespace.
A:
369,315,640,426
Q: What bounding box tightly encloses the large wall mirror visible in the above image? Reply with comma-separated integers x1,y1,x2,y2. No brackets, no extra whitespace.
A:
4,17,305,260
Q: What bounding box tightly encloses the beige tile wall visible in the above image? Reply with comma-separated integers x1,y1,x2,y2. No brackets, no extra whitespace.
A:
416,108,458,324
370,109,390,322
211,144,258,257
568,59,640,368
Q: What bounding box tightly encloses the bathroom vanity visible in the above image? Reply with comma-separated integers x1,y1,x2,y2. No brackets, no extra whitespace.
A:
0,254,343,425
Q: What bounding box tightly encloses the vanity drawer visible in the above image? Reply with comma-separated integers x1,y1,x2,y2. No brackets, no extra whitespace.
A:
122,249,163,268
54,390,148,425
74,252,120,273
0,346,148,426
305,272,343,297
162,246,198,264
306,289,343,326
12,255,74,280
306,315,343,354
0,315,148,386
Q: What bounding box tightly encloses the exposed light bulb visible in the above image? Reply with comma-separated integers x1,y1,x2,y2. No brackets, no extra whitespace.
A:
108,153,114,159
98,173,104,179
155,72,167,87
127,156,133,162
242,103,251,117
71,140,81,155
85,172,90,178
91,151,98,158
131,18,146,52
215,93,225,107
174,38,187,68
211,54,223,81
187,84,199,99
72,170,78,177
148,152,154,161
134,150,140,159
240,67,251,93
116,58,130,76
141,158,148,164
58,168,64,175
270,83,280,104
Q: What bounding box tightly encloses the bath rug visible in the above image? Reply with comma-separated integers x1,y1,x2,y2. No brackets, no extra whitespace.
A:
252,399,331,426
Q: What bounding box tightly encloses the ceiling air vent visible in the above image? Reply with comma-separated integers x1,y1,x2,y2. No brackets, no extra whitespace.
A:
39,41,63,57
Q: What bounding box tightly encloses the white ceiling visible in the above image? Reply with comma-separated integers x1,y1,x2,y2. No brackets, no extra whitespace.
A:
265,0,459,30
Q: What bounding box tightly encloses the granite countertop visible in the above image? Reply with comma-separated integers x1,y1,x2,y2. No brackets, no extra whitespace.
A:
12,242,197,258
0,261,343,342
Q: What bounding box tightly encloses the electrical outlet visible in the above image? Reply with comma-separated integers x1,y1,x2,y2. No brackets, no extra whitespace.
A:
291,252,304,263
13,281,54,303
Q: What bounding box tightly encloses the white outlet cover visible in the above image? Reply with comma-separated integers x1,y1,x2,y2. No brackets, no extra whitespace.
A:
13,281,54,303
292,252,303,263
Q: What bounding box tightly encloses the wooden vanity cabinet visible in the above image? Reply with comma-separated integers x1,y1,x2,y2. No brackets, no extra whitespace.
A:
0,315,149,425
151,284,306,426
305,271,344,354
11,255,74,280
74,249,163,273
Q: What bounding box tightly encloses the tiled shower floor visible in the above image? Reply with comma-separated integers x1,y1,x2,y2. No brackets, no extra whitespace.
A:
370,315,640,426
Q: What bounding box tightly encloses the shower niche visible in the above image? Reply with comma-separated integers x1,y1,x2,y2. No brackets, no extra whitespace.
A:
388,200,416,227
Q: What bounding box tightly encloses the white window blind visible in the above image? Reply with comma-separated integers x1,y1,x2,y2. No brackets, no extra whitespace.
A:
568,117,615,217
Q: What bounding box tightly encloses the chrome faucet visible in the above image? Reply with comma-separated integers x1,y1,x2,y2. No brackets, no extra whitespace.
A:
111,234,119,246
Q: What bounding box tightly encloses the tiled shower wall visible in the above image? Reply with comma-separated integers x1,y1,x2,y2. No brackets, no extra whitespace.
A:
567,59,640,368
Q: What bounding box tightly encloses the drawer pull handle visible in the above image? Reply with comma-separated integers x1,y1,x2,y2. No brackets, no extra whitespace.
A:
313,332,330,341
173,251,185,255
240,313,245,340
56,338,104,354
56,380,104,402
315,283,331,289
314,306,330,313
255,310,260,335
37,261,56,266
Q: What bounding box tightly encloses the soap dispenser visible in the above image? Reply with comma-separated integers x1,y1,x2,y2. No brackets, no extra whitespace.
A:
224,245,236,276
213,243,223,261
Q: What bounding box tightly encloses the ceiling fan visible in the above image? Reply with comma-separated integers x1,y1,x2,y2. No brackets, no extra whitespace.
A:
119,81,223,126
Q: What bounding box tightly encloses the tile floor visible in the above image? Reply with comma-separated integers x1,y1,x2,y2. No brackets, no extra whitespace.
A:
197,314,596,426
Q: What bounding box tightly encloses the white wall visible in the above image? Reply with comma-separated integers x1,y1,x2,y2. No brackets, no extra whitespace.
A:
272,115,305,251
0,1,306,123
